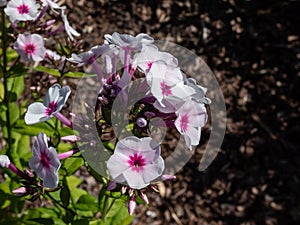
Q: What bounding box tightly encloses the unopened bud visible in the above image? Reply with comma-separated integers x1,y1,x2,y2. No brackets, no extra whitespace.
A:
12,187,30,196
138,190,149,204
161,174,176,181
136,117,147,128
144,112,155,118
128,188,134,197
121,186,127,194
149,185,159,193
24,169,34,178
0,155,10,168
107,181,117,191
127,194,136,215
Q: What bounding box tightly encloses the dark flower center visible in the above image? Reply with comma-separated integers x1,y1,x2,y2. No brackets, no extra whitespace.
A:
160,81,172,97
25,44,35,54
179,114,189,132
128,153,146,172
40,152,50,168
45,101,58,116
17,4,29,14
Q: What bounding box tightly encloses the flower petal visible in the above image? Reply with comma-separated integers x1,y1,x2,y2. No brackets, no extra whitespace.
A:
25,102,48,124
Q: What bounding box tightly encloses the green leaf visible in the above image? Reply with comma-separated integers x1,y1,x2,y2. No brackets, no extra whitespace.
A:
17,134,31,162
64,71,92,78
60,180,70,207
75,194,98,212
8,102,20,125
0,102,20,126
66,176,87,202
0,189,11,209
102,199,132,225
57,142,74,152
6,48,19,62
31,66,60,77
63,209,76,224
71,219,90,225
7,64,28,78
13,120,56,137
0,82,4,101
63,157,84,176
7,75,24,99
29,218,54,225
60,127,75,136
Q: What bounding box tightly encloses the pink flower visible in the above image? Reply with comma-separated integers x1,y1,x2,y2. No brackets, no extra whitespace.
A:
14,33,46,62
107,136,164,190
104,32,153,51
174,100,208,150
147,61,195,113
67,44,110,67
4,0,40,23
29,132,61,188
133,44,178,73
25,84,71,125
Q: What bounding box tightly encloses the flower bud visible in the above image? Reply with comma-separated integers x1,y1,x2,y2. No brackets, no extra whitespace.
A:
24,169,34,178
149,185,159,193
136,117,147,128
161,174,176,181
121,186,127,194
12,187,31,196
0,155,10,168
138,190,149,204
127,194,136,215
107,181,117,191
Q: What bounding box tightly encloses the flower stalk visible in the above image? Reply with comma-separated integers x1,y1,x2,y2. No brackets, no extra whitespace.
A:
55,112,73,129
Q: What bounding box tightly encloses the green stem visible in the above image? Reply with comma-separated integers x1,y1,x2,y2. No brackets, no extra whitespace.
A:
45,192,67,212
1,8,12,158
58,59,68,84
102,194,109,222
105,198,116,217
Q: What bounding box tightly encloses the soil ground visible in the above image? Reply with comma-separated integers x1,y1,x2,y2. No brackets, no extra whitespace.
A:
65,0,300,224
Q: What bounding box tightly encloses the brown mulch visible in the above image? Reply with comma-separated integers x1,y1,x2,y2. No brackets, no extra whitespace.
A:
0,1,299,224
52,0,300,224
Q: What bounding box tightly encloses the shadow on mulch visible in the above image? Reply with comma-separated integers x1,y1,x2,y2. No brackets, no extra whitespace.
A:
66,0,300,224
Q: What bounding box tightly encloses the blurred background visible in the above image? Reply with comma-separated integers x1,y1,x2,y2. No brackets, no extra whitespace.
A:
67,0,300,224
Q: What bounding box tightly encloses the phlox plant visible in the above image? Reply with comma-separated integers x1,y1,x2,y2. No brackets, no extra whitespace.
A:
0,0,211,224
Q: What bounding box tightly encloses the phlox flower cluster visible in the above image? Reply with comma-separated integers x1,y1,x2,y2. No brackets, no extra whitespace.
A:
67,32,211,214
1,0,211,215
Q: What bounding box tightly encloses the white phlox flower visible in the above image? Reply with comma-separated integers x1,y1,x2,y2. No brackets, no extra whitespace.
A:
4,0,40,22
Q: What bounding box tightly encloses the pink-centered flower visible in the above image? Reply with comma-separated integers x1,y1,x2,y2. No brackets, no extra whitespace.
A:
14,33,46,62
174,100,208,150
104,32,154,51
107,136,164,189
4,0,40,23
147,61,195,113
67,44,110,67
133,44,178,74
29,132,61,188
25,84,71,124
